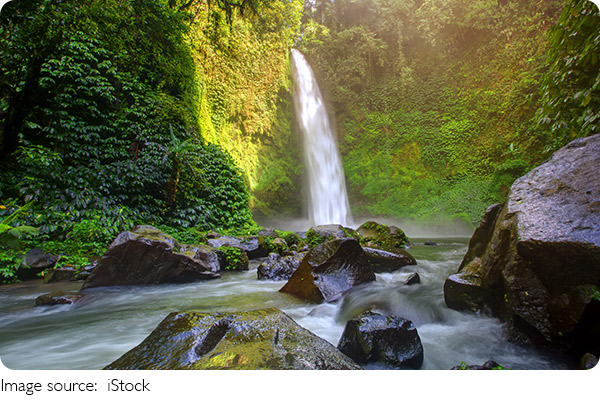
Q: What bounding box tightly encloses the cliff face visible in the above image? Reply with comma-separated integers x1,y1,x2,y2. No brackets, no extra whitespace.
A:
444,134,600,361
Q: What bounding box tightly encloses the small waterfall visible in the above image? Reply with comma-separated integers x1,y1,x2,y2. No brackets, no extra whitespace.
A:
290,49,351,226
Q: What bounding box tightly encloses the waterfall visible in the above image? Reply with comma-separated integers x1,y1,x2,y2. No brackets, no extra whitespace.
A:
290,49,351,226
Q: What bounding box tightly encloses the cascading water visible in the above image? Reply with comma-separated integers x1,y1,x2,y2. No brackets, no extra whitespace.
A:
290,49,351,226
0,239,563,370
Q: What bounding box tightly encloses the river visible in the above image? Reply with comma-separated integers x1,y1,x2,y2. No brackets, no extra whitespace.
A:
0,238,565,370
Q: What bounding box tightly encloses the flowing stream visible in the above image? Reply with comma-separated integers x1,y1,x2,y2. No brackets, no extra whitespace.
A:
0,239,564,370
291,49,351,226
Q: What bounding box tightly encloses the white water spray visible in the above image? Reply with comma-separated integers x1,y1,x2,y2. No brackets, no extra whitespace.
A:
290,49,351,226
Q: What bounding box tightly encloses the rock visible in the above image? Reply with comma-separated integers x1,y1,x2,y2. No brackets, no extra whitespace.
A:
443,135,600,357
207,235,269,260
16,248,58,280
74,264,97,281
214,246,249,271
180,244,220,273
356,221,408,249
35,291,82,306
43,267,77,283
257,228,278,238
580,353,598,370
337,311,423,369
104,308,362,370
257,253,305,281
279,238,376,303
405,273,420,286
450,360,503,370
304,224,358,247
424,241,437,246
82,225,220,289
363,246,417,273
269,237,289,255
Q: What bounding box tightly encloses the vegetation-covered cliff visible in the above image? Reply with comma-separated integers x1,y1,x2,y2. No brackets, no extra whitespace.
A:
297,0,598,227
0,0,598,281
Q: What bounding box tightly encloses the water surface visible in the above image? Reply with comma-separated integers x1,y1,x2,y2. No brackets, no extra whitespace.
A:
0,239,563,370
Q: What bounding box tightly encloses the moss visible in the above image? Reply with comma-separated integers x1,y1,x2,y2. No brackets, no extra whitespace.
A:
356,221,408,249
276,230,302,247
305,228,327,248
219,246,249,271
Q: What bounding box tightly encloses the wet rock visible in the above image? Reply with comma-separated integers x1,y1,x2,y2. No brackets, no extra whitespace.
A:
269,237,289,255
180,244,221,273
257,253,305,281
16,248,58,280
405,273,421,286
105,308,362,370
43,267,77,283
363,246,417,273
279,238,375,303
444,135,600,357
337,311,423,369
580,353,598,370
82,225,220,289
257,228,278,238
450,360,503,370
424,241,437,246
305,224,358,246
73,264,96,281
35,291,82,306
356,221,408,249
207,235,269,260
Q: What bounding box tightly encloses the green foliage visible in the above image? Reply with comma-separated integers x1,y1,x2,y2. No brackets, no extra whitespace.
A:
299,0,565,226
589,287,600,302
305,228,327,247
188,0,305,219
490,158,531,200
276,230,302,247
219,245,249,271
0,250,24,284
0,201,39,283
157,225,207,245
537,0,600,151
0,0,257,236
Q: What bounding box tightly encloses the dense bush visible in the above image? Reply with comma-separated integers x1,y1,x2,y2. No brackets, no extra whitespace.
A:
0,0,255,237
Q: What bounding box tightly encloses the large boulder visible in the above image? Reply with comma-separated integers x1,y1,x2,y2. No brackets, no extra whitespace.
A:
257,253,305,281
82,226,220,289
363,246,417,273
444,135,600,359
337,311,423,369
105,308,362,370
279,238,376,303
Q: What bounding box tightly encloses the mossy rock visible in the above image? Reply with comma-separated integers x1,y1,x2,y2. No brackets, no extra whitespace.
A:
82,225,220,289
35,291,83,306
207,235,269,260
216,245,249,271
305,224,359,248
356,221,408,249
105,309,362,370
